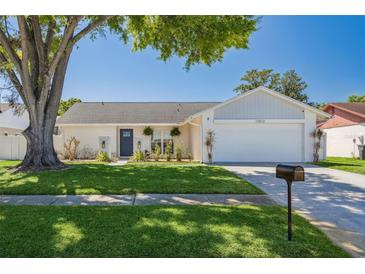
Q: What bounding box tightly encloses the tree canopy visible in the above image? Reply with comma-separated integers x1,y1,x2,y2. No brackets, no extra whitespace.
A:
234,68,309,103
0,16,258,170
58,97,81,116
348,94,365,103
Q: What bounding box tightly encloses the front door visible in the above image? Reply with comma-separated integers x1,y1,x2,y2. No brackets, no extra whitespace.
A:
120,129,133,157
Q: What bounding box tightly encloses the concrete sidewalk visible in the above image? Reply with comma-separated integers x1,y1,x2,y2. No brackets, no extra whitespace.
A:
0,194,276,206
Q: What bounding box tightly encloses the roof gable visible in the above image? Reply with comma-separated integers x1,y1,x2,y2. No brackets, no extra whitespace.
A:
214,89,305,120
189,87,331,120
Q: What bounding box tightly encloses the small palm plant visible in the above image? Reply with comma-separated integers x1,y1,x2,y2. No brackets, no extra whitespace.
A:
154,144,161,162
175,143,183,162
165,140,172,161
205,130,216,164
312,129,323,162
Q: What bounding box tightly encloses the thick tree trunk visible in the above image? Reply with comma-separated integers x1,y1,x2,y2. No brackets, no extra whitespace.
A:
16,46,72,172
18,105,64,171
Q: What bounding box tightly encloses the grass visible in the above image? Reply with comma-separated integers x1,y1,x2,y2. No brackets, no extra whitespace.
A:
128,160,200,165
0,205,349,258
314,157,365,175
0,161,262,195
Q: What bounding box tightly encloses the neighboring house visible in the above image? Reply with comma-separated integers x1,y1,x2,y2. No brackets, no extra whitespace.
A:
319,102,365,158
56,87,329,162
0,103,29,136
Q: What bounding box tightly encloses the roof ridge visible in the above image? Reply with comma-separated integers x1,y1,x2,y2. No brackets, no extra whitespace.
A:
331,102,365,104
77,101,221,104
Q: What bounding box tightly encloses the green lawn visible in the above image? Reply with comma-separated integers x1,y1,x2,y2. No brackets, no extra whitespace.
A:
0,205,348,258
314,157,365,175
0,161,262,195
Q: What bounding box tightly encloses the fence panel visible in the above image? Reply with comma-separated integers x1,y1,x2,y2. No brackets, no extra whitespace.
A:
0,135,27,160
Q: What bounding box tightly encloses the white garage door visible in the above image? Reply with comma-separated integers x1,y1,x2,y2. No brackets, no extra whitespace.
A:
214,123,303,162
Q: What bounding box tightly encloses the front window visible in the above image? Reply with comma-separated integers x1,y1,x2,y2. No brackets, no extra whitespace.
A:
150,129,174,154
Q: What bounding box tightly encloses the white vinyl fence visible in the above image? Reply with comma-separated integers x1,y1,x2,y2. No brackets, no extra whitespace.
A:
0,135,64,160
0,135,27,160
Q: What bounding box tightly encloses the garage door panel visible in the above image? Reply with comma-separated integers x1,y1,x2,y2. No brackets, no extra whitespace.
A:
214,123,303,162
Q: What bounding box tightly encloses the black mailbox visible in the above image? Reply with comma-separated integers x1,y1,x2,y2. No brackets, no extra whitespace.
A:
276,164,305,241
276,164,305,182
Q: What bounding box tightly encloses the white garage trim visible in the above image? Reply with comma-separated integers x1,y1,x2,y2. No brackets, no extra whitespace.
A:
214,119,305,124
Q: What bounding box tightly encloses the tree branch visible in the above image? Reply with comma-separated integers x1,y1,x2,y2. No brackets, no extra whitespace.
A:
17,16,35,105
0,26,22,74
23,17,40,92
30,16,45,74
48,16,81,77
44,19,56,58
0,52,26,104
70,16,114,46
46,47,73,131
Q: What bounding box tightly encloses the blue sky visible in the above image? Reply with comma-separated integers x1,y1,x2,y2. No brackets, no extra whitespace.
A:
62,16,365,103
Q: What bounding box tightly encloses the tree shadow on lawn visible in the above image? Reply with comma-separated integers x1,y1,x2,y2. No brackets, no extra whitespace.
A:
0,163,259,195
0,205,348,258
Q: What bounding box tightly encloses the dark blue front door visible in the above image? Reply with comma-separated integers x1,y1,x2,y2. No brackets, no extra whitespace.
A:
120,129,133,156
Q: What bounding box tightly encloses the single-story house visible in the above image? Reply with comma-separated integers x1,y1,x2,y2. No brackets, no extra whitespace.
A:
0,103,29,136
56,87,330,163
319,102,365,158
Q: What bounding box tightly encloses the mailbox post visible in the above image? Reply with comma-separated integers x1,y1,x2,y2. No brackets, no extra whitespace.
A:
276,164,305,241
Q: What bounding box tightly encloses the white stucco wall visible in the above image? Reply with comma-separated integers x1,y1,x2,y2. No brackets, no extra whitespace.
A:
323,124,365,158
59,124,192,158
60,125,117,157
188,116,202,161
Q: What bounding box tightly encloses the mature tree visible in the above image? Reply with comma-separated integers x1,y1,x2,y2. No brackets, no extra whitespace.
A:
0,16,258,171
234,68,309,103
58,97,81,116
348,94,365,103
233,69,280,92
279,70,308,102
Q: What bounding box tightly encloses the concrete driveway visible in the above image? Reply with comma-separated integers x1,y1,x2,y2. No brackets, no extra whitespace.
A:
222,163,365,257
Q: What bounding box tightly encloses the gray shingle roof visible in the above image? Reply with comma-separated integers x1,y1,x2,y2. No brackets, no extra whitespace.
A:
56,102,219,125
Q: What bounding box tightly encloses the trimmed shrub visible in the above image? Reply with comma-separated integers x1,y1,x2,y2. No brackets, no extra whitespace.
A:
154,144,161,161
165,140,172,161
96,151,111,162
170,127,181,137
132,150,145,162
143,126,153,136
187,152,193,162
175,144,183,162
